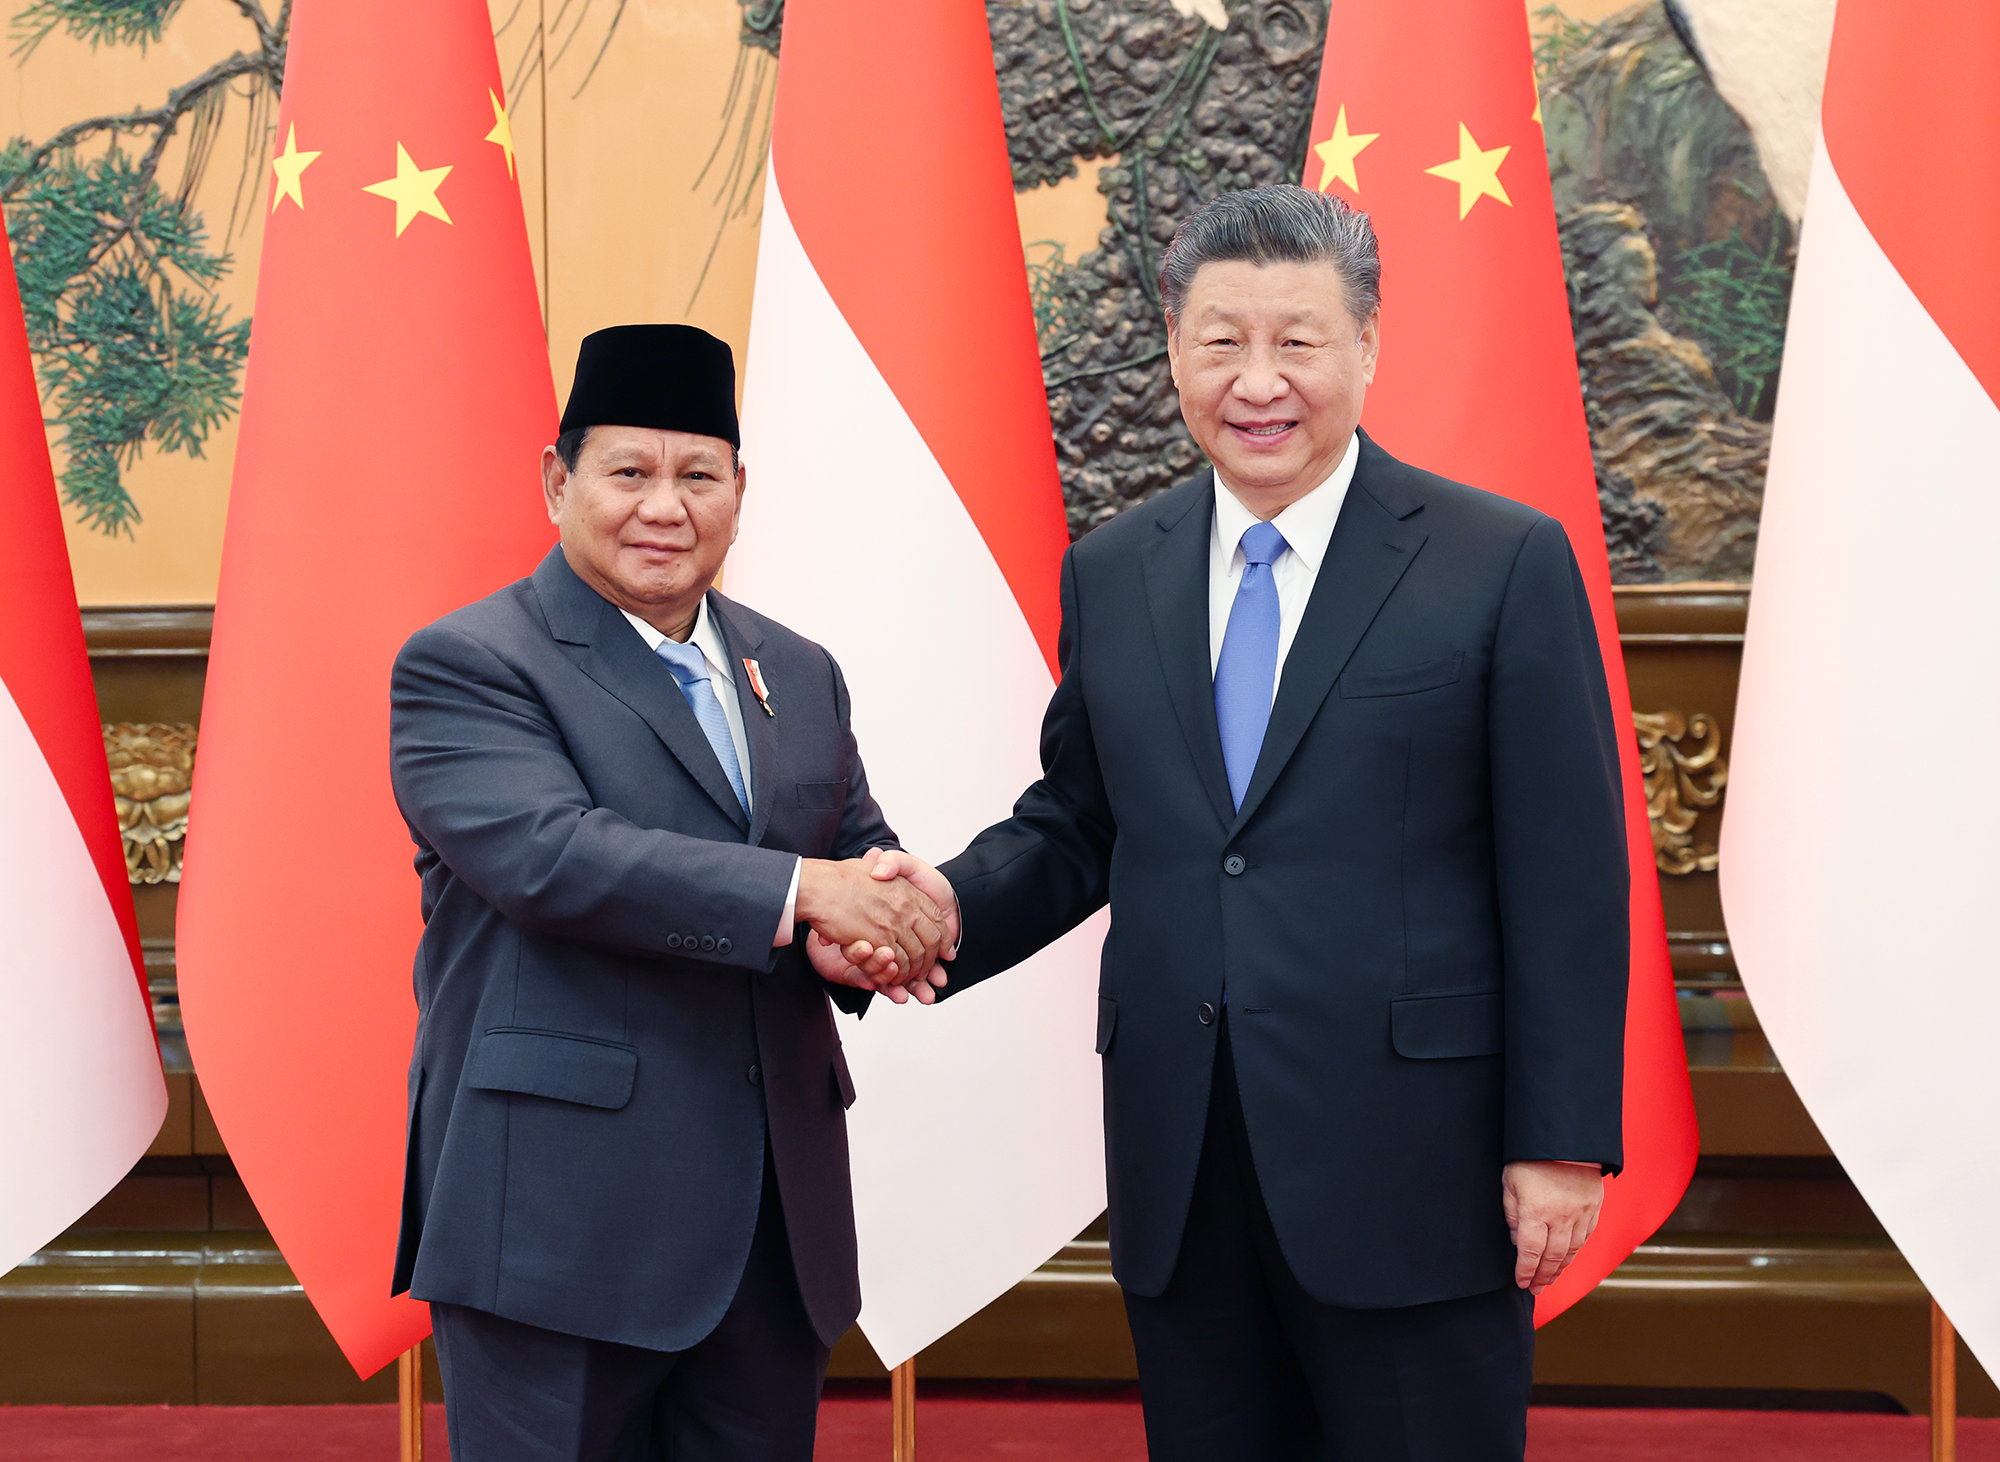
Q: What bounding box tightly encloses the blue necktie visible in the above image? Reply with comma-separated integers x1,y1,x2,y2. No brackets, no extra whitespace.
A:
654,637,750,816
1214,520,1288,810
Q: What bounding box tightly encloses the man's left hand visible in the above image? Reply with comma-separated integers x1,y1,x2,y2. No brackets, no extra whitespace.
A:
1502,1160,1603,1295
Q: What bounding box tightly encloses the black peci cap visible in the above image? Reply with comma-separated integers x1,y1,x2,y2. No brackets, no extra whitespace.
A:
558,323,739,448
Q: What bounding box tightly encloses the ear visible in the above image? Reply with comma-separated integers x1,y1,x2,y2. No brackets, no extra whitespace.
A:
729,460,748,547
541,445,567,525
1164,313,1182,388
1357,310,1381,386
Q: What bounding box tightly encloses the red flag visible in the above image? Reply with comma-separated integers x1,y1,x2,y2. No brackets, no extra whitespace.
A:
1302,1,1696,1322
0,211,166,1274
176,0,557,1375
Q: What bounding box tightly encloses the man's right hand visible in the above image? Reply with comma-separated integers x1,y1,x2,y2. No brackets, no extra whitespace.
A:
795,856,948,983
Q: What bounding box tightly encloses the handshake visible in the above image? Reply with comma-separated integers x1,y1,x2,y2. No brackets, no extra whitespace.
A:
794,848,959,1005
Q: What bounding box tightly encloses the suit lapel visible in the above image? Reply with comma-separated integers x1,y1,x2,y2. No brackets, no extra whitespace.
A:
708,592,778,848
1140,477,1236,831
1229,437,1429,835
533,550,752,834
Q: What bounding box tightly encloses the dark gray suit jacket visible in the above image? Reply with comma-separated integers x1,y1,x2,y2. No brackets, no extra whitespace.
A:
940,432,1629,1309
388,547,890,1351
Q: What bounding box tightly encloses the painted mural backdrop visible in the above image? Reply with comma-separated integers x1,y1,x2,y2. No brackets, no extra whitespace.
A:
8,0,1822,592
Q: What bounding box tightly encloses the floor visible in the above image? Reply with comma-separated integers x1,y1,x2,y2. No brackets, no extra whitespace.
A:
3,1392,1999,1459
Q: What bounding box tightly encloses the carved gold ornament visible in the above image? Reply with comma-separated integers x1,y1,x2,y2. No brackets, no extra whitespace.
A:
103,722,196,884
1635,709,1728,875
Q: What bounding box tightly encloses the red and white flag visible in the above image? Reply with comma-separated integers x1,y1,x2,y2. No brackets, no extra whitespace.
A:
0,215,166,1274
176,0,555,1375
1304,0,1697,1322
1722,0,2000,1368
726,0,1104,1367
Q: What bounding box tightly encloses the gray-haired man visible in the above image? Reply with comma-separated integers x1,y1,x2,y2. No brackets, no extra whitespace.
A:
855,185,1629,1458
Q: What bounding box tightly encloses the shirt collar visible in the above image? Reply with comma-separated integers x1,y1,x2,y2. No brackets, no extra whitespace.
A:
619,595,729,679
1211,431,1359,574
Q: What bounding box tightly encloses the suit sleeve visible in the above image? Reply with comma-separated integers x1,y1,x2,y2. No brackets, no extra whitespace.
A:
937,545,1116,991
1489,516,1629,1173
389,621,796,972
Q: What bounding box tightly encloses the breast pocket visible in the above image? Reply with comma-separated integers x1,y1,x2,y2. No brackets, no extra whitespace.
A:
1339,651,1464,699
797,779,848,811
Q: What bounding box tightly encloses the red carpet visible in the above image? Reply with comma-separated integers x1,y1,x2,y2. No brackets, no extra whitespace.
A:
3,1397,2000,1458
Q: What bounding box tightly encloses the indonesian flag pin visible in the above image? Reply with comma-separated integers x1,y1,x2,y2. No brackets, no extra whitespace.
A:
743,658,776,716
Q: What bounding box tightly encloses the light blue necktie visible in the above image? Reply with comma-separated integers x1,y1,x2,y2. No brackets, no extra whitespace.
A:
654,637,750,816
1214,520,1288,810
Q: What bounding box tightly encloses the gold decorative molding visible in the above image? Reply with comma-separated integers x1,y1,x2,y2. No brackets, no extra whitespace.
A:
1636,709,1728,875
104,722,196,884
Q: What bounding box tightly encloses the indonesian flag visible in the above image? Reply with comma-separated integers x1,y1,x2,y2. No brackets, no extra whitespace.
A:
0,217,166,1275
1722,0,2000,1369
1303,0,1697,1322
726,0,1106,1367
175,0,556,1375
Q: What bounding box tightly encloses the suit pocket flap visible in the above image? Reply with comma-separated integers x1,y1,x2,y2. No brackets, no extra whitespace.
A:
1390,991,1502,1059
465,1028,639,1109
1340,651,1463,699
1095,995,1118,1055
797,779,848,811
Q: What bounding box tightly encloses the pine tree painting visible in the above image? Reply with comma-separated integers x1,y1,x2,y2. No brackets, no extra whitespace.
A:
0,1,288,535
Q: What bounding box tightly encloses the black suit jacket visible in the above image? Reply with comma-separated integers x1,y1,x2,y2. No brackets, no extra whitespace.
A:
387,548,889,1351
940,432,1629,1309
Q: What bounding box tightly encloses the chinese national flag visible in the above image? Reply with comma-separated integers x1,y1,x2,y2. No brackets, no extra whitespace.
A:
1302,2,1697,1322
175,0,556,1374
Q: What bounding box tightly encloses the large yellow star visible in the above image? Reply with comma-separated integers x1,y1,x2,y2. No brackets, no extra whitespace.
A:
362,144,454,236
1312,105,1379,194
269,123,321,213
1423,123,1512,220
484,89,515,179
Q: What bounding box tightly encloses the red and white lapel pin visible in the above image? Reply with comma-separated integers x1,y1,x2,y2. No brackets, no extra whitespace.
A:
743,658,776,716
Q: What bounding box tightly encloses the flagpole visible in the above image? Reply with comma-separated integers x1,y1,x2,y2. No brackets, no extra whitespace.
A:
891,1358,915,1462
1931,1298,1956,1462
398,1343,424,1462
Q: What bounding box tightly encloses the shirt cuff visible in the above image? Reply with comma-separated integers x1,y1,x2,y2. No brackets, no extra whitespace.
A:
773,857,802,948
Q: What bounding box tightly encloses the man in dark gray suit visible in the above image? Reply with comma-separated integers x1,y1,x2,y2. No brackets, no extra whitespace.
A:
852,187,1628,1460
388,324,944,1462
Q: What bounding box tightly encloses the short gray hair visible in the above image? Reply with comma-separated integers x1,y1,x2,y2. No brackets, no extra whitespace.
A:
1159,185,1381,330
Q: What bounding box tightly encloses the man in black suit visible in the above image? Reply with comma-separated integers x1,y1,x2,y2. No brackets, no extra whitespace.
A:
853,187,1628,1459
388,325,944,1462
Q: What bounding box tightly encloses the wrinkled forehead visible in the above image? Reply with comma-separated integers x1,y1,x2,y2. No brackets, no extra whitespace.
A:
1178,258,1363,332
582,425,736,472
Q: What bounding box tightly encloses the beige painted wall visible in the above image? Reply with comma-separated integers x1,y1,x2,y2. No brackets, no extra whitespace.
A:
29,0,1596,604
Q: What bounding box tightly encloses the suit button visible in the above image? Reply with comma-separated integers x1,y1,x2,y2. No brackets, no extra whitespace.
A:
700,935,717,952
666,933,682,949
1198,1002,1216,1026
747,1065,761,1084
717,937,733,955
1223,854,1246,876
683,932,699,948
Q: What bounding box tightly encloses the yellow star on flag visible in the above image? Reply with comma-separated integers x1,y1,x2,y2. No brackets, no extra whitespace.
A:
269,123,321,214
1424,123,1512,220
1312,105,1380,194
362,144,454,236
485,89,516,179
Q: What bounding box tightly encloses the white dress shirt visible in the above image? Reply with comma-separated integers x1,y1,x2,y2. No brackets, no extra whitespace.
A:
621,597,801,947
1208,432,1361,697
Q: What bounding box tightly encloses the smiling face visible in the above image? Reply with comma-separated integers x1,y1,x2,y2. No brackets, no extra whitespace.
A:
1166,258,1380,520
542,425,745,639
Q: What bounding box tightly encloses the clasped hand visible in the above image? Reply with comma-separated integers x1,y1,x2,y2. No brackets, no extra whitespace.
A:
796,848,959,1004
